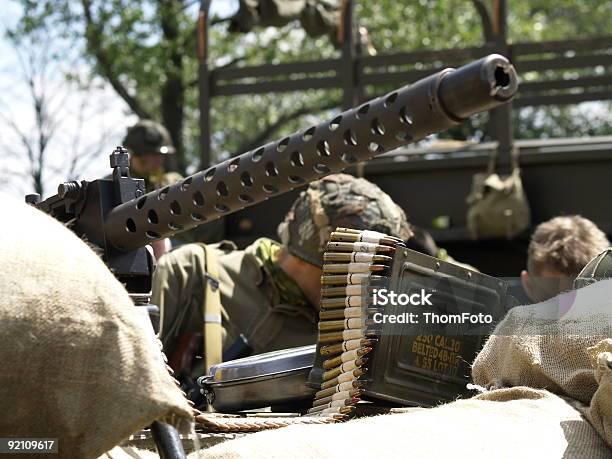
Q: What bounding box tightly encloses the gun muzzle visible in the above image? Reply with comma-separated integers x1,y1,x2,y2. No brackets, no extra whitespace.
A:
104,54,518,252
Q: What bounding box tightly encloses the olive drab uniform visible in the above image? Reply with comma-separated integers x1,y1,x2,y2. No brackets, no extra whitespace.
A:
154,174,414,381
153,238,317,373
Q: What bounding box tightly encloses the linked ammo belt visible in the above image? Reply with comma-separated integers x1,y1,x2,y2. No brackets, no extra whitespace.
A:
199,227,512,428
307,228,403,418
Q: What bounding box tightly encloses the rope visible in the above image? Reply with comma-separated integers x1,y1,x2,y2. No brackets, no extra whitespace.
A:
195,414,340,433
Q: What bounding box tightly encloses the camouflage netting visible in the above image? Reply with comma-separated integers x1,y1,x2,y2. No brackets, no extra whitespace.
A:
0,195,193,458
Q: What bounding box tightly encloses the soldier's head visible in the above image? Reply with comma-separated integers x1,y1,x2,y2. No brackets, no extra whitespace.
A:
123,120,175,175
521,215,610,302
275,174,412,307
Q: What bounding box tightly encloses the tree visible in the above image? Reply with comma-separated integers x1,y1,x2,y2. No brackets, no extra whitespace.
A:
0,30,58,195
9,0,611,177
0,23,124,197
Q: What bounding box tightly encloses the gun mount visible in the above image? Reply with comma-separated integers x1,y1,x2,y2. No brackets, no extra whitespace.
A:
104,54,517,252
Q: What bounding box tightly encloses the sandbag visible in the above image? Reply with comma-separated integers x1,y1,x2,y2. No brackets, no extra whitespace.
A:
473,280,612,403
0,195,193,458
199,388,609,458
473,280,612,448
198,280,612,458
98,446,159,458
584,339,612,449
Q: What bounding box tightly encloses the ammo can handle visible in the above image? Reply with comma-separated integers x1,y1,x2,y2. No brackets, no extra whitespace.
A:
105,54,517,252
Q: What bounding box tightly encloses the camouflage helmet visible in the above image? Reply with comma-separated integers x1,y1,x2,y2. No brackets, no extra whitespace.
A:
277,174,413,267
123,120,176,156
573,248,612,289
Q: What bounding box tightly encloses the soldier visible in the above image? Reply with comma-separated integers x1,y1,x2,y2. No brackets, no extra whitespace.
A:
122,119,183,191
120,120,182,260
123,119,224,254
152,173,412,394
520,215,610,302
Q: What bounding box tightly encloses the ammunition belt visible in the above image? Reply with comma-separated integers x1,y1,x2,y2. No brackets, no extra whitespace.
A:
308,228,403,419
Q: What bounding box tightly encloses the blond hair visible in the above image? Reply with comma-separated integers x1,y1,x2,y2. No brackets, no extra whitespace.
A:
527,215,610,276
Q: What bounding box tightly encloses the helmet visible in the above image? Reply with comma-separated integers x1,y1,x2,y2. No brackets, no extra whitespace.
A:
573,248,612,289
277,174,413,267
123,120,175,156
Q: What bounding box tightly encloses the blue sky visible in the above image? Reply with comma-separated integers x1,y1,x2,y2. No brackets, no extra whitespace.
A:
0,0,241,198
210,0,239,17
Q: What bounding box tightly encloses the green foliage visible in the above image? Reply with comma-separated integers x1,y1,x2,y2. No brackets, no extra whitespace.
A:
509,0,611,41
9,0,612,174
515,104,612,139
356,1,485,51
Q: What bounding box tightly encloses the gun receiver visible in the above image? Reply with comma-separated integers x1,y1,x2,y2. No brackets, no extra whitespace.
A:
105,54,518,252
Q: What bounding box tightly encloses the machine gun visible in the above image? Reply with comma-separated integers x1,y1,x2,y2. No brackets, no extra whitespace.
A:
26,54,518,446
28,54,517,294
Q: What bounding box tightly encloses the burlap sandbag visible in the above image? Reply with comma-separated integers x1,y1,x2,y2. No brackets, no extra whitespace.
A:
584,339,612,449
473,279,612,448
99,446,160,458
473,280,612,401
198,388,609,458
0,196,193,458
198,280,612,458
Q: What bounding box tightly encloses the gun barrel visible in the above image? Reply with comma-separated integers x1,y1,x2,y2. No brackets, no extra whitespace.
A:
105,54,518,252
